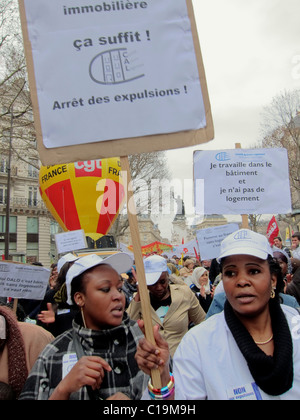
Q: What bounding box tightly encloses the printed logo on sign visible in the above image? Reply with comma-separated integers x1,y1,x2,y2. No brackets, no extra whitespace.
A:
215,152,231,162
89,48,145,85
74,160,102,177
0,264,10,273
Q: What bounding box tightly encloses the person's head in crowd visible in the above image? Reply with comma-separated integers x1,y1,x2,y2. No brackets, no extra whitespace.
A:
125,265,137,285
217,229,280,315
183,259,194,270
291,258,300,274
57,253,78,274
273,237,283,249
49,263,58,289
273,249,290,278
201,260,211,270
292,233,300,249
191,267,210,292
66,253,133,329
144,255,170,301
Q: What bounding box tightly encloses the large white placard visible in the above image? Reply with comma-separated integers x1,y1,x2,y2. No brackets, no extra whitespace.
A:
0,262,50,300
194,148,292,215
196,224,239,261
22,0,206,149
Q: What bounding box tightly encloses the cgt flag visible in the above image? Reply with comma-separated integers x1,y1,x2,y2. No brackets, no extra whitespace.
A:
266,216,279,246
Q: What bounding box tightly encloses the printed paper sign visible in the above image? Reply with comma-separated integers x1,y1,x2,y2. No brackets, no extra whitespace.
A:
0,262,50,300
55,229,88,254
194,148,292,215
196,224,239,261
20,0,209,152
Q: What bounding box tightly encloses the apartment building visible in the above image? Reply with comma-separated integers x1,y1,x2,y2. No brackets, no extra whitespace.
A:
0,83,61,267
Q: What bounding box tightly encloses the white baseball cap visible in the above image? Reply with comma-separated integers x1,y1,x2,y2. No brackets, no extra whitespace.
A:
144,255,168,286
217,229,273,262
57,253,79,273
217,229,273,263
66,253,133,305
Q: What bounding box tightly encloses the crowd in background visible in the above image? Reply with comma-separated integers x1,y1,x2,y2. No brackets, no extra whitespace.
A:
0,231,300,399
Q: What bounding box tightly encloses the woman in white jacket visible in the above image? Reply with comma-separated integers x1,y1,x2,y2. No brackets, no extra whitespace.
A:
136,229,300,400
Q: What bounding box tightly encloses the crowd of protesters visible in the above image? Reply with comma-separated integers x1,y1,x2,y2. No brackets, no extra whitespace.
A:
1,231,300,400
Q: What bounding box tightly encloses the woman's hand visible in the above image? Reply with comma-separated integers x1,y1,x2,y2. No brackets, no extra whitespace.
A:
50,356,112,400
37,303,56,324
135,321,170,386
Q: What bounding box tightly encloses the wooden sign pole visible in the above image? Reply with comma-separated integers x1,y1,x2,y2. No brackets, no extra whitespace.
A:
235,143,250,229
120,156,162,389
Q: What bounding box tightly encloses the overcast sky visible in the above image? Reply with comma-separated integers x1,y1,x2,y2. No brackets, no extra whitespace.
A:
158,0,300,239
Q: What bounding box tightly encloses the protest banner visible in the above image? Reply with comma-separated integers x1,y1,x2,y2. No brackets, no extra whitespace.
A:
0,261,50,300
194,148,292,216
171,239,200,260
196,224,239,261
19,0,214,165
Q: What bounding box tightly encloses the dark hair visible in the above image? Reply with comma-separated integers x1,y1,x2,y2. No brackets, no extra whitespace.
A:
70,272,87,306
273,251,288,265
292,232,300,241
267,255,284,297
274,236,282,242
55,261,75,291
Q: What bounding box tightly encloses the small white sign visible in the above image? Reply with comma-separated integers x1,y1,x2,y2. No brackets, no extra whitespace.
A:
194,148,292,215
62,353,78,379
196,224,239,261
55,229,87,254
0,263,50,300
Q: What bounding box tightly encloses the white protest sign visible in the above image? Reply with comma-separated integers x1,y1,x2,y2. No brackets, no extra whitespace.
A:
55,229,88,254
0,262,50,300
19,0,213,164
196,224,239,261
194,148,292,215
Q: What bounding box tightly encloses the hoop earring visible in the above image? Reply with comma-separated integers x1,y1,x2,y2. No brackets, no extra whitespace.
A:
270,288,276,299
81,307,87,328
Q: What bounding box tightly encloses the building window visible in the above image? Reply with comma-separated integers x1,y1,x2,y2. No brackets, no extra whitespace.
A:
27,216,38,233
50,220,60,235
0,157,8,174
0,215,17,233
28,186,38,207
0,216,17,252
0,185,7,204
27,216,39,242
28,161,39,178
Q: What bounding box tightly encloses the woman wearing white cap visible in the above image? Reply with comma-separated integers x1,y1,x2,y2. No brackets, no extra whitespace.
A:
20,253,148,400
136,230,300,400
127,255,205,357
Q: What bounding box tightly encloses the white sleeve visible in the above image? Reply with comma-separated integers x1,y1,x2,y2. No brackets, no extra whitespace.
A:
173,327,207,400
